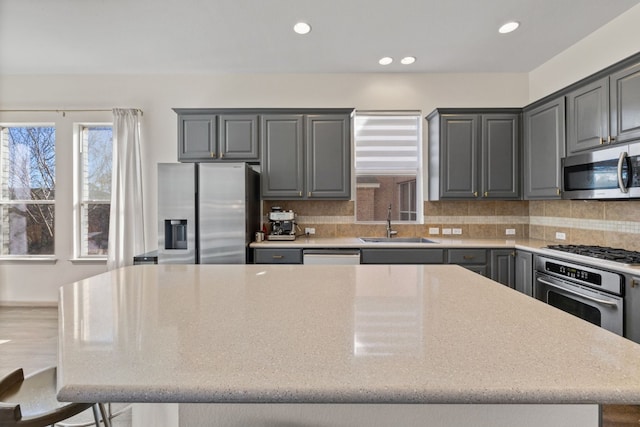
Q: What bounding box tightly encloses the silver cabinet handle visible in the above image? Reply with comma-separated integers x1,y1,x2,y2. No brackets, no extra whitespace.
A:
537,277,618,307
618,151,629,193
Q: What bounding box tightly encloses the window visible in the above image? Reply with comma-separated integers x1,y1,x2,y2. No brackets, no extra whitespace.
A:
75,124,112,257
0,125,56,256
354,112,422,223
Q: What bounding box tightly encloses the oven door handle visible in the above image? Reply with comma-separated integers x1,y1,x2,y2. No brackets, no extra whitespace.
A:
537,277,619,307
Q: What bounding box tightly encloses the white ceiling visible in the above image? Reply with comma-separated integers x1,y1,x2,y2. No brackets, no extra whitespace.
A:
1,0,639,74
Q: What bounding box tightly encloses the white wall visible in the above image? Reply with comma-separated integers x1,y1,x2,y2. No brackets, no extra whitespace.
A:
0,72,528,304
529,3,640,101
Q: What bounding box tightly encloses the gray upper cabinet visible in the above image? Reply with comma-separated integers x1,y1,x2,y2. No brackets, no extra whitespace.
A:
175,109,259,161
610,61,640,144
306,115,350,199
482,115,520,198
177,113,218,161
218,114,259,160
523,97,565,199
567,60,640,155
261,111,352,200
566,78,609,154
427,109,520,200
439,114,479,198
260,114,305,198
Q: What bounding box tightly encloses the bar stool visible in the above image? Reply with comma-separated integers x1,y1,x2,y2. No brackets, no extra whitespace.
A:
0,367,111,427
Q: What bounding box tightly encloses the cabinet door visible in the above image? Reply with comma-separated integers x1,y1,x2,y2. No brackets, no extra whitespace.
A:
566,77,609,154
306,114,350,199
625,275,640,345
219,114,259,160
482,114,519,199
254,248,302,264
514,250,533,296
260,115,304,198
360,249,445,264
610,62,640,144
523,98,565,199
178,114,217,161
440,114,479,198
490,249,515,288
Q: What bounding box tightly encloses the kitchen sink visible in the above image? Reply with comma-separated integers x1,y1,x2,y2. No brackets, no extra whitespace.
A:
358,237,436,243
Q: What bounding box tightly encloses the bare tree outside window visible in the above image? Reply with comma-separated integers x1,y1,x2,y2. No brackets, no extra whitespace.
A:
0,126,55,255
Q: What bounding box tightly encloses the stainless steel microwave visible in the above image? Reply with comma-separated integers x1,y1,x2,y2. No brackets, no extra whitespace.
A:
562,143,640,199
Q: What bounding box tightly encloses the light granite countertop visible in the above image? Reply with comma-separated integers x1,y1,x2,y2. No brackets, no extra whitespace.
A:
57,264,640,405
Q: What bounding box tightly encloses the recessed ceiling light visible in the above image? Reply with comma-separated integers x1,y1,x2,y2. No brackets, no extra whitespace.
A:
498,21,520,34
379,57,393,65
401,56,416,65
293,22,311,35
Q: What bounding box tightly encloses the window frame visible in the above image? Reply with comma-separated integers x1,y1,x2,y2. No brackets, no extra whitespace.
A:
73,122,113,260
0,123,57,259
353,111,424,224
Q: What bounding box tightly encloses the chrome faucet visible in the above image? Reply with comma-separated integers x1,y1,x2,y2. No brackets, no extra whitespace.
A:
386,204,398,238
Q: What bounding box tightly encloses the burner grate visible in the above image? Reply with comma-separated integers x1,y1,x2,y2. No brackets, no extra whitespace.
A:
547,244,640,265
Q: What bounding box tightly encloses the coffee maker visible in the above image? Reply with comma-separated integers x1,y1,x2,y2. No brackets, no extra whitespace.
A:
267,207,297,241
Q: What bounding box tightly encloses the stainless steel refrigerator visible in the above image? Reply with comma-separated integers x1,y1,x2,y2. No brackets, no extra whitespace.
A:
157,162,260,264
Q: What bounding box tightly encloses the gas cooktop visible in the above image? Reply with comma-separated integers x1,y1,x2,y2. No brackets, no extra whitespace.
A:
546,244,640,266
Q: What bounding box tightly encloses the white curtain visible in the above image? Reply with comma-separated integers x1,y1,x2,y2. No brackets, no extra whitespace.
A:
107,108,146,270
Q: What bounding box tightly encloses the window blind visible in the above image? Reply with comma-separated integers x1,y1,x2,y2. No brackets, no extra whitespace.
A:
354,113,420,175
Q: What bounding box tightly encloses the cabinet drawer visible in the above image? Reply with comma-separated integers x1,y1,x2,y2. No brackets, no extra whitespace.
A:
360,249,444,264
447,249,487,264
254,248,302,264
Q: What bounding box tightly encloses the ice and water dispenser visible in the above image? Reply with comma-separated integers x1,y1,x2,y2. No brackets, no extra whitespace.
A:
164,219,188,249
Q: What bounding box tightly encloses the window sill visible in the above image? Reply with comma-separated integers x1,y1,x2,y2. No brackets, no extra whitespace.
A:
69,258,107,265
0,256,57,264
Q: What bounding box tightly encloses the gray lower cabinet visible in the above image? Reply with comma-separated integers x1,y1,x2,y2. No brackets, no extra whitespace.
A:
490,249,515,288
175,110,259,161
625,275,640,345
447,249,487,276
360,248,445,264
261,112,351,200
514,250,533,296
254,248,302,264
427,109,520,200
523,97,565,199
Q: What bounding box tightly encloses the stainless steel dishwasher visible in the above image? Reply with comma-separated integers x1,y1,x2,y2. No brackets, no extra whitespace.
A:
302,249,361,265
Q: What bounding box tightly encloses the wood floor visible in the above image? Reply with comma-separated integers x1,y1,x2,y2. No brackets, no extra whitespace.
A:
2,306,640,426
0,306,131,426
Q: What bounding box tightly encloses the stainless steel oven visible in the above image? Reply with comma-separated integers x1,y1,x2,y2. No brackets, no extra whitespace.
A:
534,255,624,335
562,142,640,199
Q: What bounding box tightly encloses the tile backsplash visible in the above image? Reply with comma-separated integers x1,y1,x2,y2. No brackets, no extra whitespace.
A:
263,199,640,251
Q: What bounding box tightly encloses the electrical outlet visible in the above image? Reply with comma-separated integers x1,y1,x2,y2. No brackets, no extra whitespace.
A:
506,228,516,235
452,228,462,235
555,232,566,240
428,227,440,235
305,227,316,235
442,228,452,235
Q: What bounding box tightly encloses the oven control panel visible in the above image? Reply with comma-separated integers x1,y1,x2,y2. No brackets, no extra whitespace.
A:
545,262,602,286
535,255,623,296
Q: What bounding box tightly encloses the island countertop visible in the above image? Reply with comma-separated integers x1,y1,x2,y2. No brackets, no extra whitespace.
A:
57,264,640,405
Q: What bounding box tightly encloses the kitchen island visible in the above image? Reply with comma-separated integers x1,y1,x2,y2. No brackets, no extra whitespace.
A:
57,264,640,426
